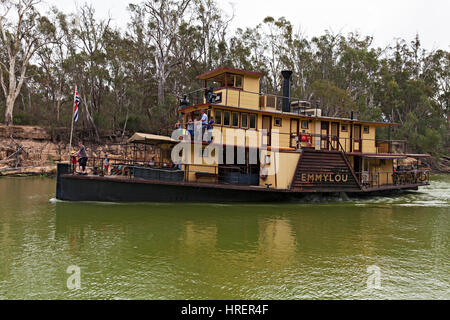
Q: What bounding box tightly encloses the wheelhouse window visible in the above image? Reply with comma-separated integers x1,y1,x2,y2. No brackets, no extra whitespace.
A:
223,111,231,126
241,113,248,128
301,120,308,129
232,112,239,127
215,110,222,125
227,74,243,89
234,75,243,89
363,126,370,134
249,114,257,129
341,124,348,132
210,73,243,90
274,118,282,127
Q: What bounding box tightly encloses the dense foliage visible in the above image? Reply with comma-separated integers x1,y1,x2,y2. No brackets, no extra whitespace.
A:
0,0,448,157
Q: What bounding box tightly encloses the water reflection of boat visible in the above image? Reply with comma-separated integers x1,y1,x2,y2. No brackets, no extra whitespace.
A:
57,67,431,202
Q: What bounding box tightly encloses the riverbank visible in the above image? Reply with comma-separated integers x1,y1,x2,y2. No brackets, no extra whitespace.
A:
0,125,134,177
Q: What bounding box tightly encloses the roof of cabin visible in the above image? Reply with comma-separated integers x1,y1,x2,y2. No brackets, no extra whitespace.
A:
196,67,265,80
128,133,178,145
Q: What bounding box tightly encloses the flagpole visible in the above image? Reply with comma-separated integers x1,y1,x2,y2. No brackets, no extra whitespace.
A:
68,85,76,162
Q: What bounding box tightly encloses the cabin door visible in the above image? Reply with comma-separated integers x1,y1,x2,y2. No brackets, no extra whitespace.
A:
331,122,340,150
320,121,329,150
290,119,299,148
353,125,362,152
354,156,362,176
262,115,272,146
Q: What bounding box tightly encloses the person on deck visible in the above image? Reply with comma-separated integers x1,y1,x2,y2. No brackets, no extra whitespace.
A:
76,140,88,175
206,118,214,142
187,115,194,140
70,151,77,173
174,119,183,141
104,153,109,175
200,110,208,138
193,117,201,141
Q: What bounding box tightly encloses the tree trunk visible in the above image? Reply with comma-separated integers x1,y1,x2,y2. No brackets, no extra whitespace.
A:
4,95,15,126
158,78,165,106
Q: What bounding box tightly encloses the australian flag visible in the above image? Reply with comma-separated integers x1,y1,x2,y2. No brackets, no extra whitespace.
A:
73,88,81,123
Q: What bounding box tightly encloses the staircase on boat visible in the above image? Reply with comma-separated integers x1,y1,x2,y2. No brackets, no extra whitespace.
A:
290,149,361,192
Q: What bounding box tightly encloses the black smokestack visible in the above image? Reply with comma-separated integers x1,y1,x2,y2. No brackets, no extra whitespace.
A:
281,70,293,112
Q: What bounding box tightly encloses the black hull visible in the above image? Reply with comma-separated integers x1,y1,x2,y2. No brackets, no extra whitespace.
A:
56,164,423,203
57,177,295,202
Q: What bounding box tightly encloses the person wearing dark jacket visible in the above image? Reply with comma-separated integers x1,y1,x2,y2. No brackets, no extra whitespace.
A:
76,140,88,175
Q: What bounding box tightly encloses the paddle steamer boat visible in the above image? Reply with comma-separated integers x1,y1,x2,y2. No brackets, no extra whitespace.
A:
56,67,430,202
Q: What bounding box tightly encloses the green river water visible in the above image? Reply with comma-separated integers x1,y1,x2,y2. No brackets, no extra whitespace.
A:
0,175,448,299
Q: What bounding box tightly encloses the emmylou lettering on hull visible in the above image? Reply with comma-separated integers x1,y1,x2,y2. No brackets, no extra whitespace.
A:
300,173,349,183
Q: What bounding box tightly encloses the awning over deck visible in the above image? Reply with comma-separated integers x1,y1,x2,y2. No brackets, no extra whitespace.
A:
405,154,432,158
128,133,178,145
359,153,431,160
361,154,408,160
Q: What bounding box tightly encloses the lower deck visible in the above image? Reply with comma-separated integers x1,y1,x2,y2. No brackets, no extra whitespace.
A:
56,162,429,202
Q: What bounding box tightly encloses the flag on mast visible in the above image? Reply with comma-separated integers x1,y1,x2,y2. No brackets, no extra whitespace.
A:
73,87,81,123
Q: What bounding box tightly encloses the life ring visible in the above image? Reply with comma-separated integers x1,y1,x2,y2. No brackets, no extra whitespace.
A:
419,172,428,182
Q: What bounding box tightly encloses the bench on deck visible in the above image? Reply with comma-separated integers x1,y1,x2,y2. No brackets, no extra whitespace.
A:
195,171,218,183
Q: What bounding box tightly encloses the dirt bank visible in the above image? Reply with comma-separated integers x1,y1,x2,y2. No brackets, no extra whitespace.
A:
0,125,133,177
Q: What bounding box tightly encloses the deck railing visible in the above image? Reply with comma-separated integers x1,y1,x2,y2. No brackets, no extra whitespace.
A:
355,170,430,189
68,154,430,191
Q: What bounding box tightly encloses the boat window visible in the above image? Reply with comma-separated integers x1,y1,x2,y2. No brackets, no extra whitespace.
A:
234,75,243,89
215,110,222,125
363,126,370,134
341,124,348,132
301,120,308,129
224,73,243,89
354,125,361,139
223,111,230,126
274,118,282,127
232,112,239,127
249,114,257,129
241,113,248,128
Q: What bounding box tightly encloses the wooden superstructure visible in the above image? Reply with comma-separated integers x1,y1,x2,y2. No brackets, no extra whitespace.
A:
56,67,431,203
176,67,430,192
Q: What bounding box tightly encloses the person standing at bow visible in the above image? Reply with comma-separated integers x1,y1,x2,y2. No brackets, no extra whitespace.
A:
76,140,88,175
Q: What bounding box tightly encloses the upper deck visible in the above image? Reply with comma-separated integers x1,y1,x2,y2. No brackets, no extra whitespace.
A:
178,67,410,156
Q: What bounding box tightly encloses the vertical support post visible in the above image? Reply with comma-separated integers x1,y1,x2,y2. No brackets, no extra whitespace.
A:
388,126,392,153
350,112,354,153
68,86,77,160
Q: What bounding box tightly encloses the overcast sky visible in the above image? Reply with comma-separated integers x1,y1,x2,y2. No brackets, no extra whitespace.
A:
40,0,449,51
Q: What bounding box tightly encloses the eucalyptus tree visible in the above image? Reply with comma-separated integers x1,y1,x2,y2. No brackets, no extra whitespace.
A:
0,0,54,125
71,3,112,140
259,16,293,92
34,8,75,124
129,0,193,107
193,0,233,70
